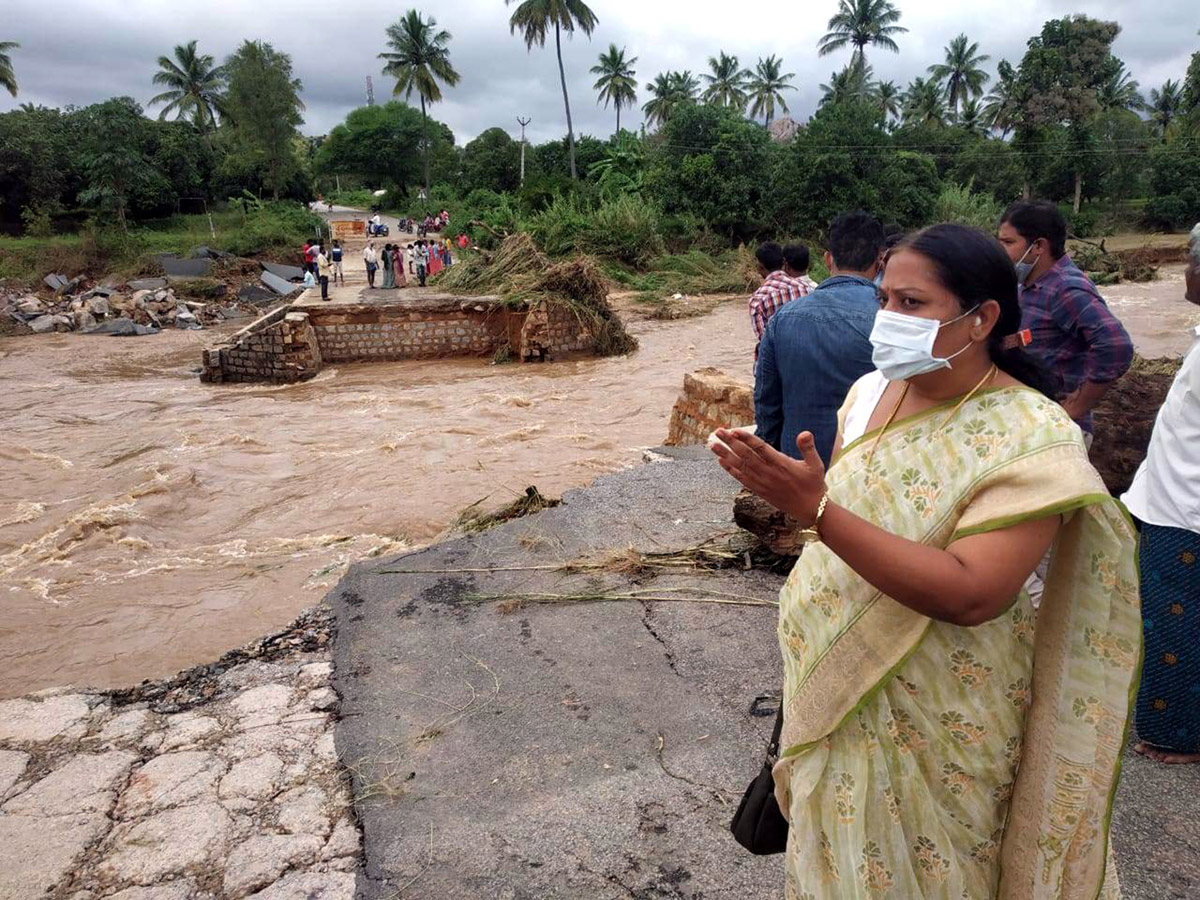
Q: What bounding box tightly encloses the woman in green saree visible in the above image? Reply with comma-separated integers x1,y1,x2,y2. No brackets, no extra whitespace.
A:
713,225,1139,900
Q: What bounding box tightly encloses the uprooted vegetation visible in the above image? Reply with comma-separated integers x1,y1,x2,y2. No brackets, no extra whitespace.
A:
434,232,639,357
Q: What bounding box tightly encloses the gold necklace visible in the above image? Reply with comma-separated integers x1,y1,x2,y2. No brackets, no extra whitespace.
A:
865,365,998,464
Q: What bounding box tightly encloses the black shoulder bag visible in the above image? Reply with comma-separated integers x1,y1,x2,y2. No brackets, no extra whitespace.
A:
729,701,788,855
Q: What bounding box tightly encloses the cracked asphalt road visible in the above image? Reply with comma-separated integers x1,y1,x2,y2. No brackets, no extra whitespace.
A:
331,448,1200,899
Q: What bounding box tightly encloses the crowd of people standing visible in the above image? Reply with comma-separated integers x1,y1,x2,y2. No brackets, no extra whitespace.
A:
717,204,1199,898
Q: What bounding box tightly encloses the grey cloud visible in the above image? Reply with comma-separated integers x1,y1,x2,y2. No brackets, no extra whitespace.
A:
1,0,1196,143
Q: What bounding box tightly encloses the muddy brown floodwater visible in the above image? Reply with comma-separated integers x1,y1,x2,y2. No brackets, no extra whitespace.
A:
3,269,1196,698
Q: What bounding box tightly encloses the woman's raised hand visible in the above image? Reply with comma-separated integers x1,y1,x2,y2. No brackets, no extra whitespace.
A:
710,429,827,525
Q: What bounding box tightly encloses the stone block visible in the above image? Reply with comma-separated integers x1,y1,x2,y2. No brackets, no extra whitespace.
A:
219,753,285,801
0,694,91,743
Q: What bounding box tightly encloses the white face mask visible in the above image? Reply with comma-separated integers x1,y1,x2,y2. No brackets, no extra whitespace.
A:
1014,244,1040,284
870,306,981,382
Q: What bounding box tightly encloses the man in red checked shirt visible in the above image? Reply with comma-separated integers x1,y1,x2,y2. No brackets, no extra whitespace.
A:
997,201,1134,444
748,242,806,358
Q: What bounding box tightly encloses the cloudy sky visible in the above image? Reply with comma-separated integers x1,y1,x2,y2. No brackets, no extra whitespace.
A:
2,0,1197,144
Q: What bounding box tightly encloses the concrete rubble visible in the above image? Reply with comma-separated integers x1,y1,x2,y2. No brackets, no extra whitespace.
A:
0,608,359,900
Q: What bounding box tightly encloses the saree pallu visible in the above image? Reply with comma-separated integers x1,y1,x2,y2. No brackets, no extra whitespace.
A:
774,383,1140,900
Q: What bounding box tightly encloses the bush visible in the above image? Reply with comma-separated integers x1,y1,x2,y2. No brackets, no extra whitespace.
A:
934,183,1003,230
1143,136,1200,231
223,202,323,257
578,195,664,266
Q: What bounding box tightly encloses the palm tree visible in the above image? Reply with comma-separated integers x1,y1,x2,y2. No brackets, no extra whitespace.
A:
701,52,750,111
1148,79,1183,136
957,98,985,135
642,70,700,129
746,55,796,126
0,41,18,97
982,59,1020,137
507,0,599,180
1097,61,1144,114
819,60,875,108
927,34,989,117
874,79,902,120
902,76,947,127
818,0,907,65
380,10,461,198
591,44,637,135
149,40,226,138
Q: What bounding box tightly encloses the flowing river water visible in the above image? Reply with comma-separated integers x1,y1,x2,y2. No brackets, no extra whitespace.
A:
3,268,1197,698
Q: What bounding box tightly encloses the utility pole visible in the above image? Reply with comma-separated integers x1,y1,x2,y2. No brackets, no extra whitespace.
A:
365,76,375,107
517,116,531,187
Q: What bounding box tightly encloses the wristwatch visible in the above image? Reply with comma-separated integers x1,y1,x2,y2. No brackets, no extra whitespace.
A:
797,493,830,545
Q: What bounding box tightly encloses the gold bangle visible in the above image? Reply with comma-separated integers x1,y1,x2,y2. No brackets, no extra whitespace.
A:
813,492,830,534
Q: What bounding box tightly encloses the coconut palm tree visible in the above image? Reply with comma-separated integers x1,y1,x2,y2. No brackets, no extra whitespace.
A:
1097,61,1145,114
590,44,637,135
149,40,227,137
507,0,599,180
819,60,875,108
982,59,1020,137
746,55,796,126
817,0,907,65
1148,79,1183,136
874,79,902,121
902,76,947,127
957,98,985,135
927,33,989,117
380,10,461,198
0,41,18,97
701,51,750,111
642,70,700,129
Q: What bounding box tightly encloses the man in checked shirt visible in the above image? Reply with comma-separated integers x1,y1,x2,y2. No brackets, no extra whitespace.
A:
997,201,1134,446
748,242,807,357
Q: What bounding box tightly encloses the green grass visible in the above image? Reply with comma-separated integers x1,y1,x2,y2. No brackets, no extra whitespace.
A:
0,206,324,285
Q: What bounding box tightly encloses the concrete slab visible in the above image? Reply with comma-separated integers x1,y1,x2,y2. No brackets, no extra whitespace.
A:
332,456,785,899
158,256,212,278
262,262,307,283
128,278,168,292
262,273,299,296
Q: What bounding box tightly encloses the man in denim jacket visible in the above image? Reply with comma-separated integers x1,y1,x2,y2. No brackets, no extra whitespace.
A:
755,210,883,466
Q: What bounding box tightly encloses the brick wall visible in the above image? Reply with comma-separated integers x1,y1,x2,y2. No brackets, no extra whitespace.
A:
307,304,512,362
201,307,322,384
664,368,755,445
199,297,598,384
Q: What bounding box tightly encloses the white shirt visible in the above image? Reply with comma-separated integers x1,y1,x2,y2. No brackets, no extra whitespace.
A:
1122,325,1200,532
371,215,381,226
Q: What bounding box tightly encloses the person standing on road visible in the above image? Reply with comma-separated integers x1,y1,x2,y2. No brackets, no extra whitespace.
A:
416,241,428,287
408,243,416,276
392,240,407,288
381,244,396,289
330,240,345,286
997,201,1134,443
363,241,378,289
1123,222,1200,765
756,210,883,466
781,243,818,295
748,242,805,359
316,243,331,301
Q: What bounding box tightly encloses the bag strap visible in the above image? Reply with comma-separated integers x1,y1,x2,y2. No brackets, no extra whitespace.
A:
766,699,784,764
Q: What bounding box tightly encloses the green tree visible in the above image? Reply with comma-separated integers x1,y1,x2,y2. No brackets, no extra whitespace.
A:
1184,51,1200,115
874,79,902,121
590,44,637,135
1014,15,1122,212
507,0,599,181
818,0,907,66
928,34,989,116
1144,133,1200,230
820,60,874,108
0,105,74,225
0,41,18,97
315,102,442,196
957,98,985,135
902,77,946,127
587,131,646,198
948,138,1024,203
747,55,796,126
702,52,749,111
1096,60,1144,113
149,40,226,141
645,103,772,239
461,127,522,193
983,60,1020,137
76,98,158,232
642,71,699,129
379,10,461,198
1148,79,1183,137
223,40,305,200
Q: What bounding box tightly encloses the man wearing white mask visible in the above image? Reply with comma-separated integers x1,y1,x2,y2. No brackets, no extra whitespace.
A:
996,201,1133,444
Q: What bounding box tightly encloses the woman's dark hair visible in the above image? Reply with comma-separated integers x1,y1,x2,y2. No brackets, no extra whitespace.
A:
898,224,1062,398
